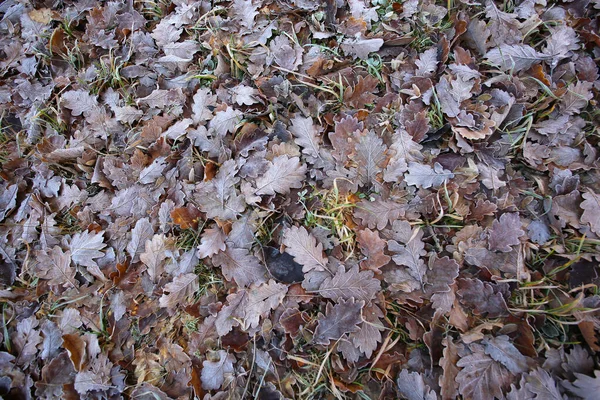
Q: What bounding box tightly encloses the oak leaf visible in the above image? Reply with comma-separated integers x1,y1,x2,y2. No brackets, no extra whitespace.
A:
487,213,524,252
356,228,391,273
404,162,454,189
159,273,199,310
254,155,307,196
456,344,513,400
215,280,287,336
201,350,235,390
282,226,329,273
581,191,600,234
316,265,380,303
313,298,364,345
69,230,106,268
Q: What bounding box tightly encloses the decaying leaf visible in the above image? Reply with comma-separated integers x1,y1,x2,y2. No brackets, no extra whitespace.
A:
581,191,600,234
215,280,287,336
313,298,364,345
316,265,380,303
254,155,307,196
341,36,384,60
456,343,514,400
404,162,454,189
356,228,391,273
201,350,235,390
487,213,524,252
3,1,600,398
159,273,199,310
69,230,106,268
282,226,329,273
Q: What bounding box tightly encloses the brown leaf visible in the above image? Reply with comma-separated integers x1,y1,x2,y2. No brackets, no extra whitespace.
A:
313,298,364,345
581,190,600,234
254,155,307,196
201,350,235,390
282,226,329,273
439,337,462,400
487,213,524,252
457,278,508,318
456,343,513,400
353,197,406,230
62,333,86,372
343,75,378,109
215,280,287,336
316,265,380,303
197,225,226,259
356,228,391,273
159,274,199,310
170,205,202,230
211,246,268,287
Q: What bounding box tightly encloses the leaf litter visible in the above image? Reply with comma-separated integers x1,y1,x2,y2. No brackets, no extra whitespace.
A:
0,0,600,399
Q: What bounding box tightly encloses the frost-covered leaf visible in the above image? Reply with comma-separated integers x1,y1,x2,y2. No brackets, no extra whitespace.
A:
192,87,216,124
151,20,182,47
138,157,168,184
397,369,437,400
564,370,600,400
316,265,380,303
581,191,600,234
348,0,379,24
354,197,406,230
231,84,259,105
140,234,170,282
270,35,303,71
384,129,423,182
388,223,427,286
36,246,75,287
162,118,192,140
356,228,391,273
197,226,226,259
350,303,384,359
354,130,387,187
341,36,384,60
457,278,508,318
0,183,17,222
201,350,235,390
61,90,99,116
313,298,364,345
11,316,42,367
404,162,454,189
254,155,307,196
69,230,106,268
282,226,329,273
232,0,259,30
159,273,199,309
210,106,243,137
487,213,524,252
485,44,548,72
482,335,533,374
456,344,513,400
560,81,593,116
507,368,565,400
289,115,322,162
215,280,287,335
543,25,579,67
195,159,246,221
127,217,154,262
211,246,267,287
114,106,143,124
415,48,438,77
110,290,126,322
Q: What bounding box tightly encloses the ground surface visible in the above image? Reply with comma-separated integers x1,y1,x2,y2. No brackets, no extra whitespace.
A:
1,0,600,399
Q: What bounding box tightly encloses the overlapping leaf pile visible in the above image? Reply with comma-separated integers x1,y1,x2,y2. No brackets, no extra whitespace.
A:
0,0,599,399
